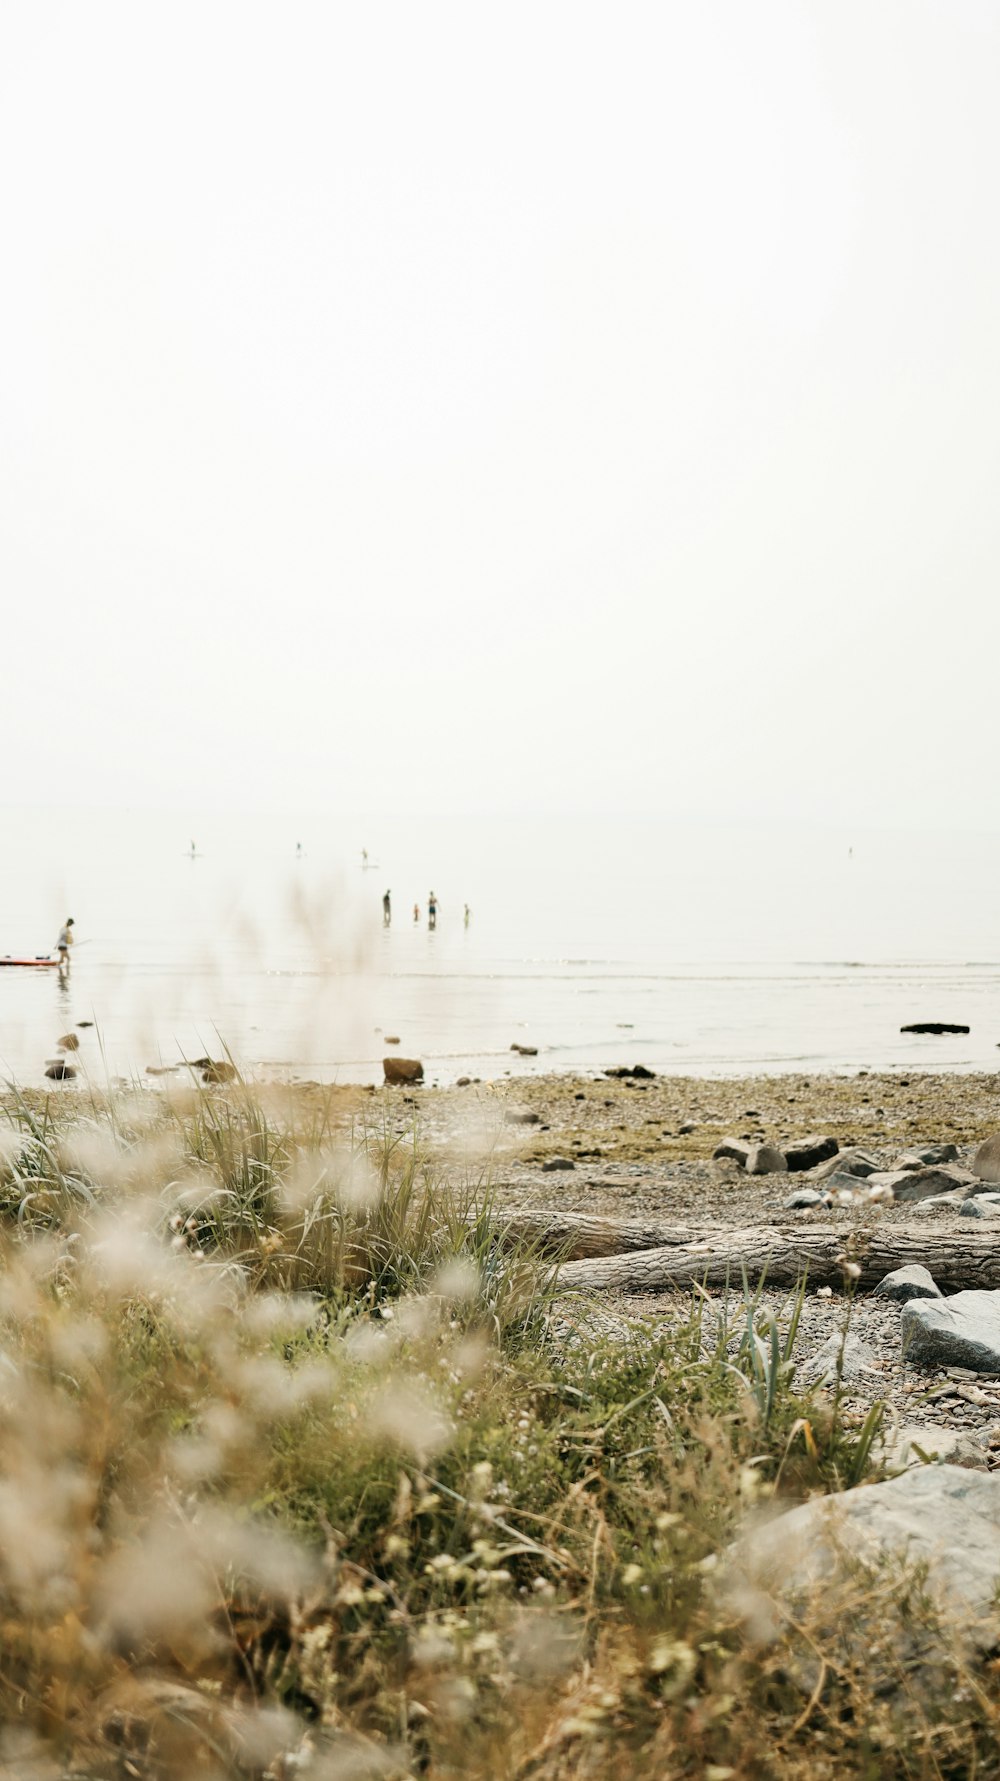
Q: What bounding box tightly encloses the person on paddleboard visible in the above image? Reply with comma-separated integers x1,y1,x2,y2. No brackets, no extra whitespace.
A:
56,918,74,971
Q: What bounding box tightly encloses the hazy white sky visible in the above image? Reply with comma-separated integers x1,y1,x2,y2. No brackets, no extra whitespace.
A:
2,2,998,825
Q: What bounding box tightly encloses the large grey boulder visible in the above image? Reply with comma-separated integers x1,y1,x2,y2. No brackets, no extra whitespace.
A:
783,1187,825,1210
901,1290,1000,1371
873,1264,942,1304
745,1143,787,1176
728,1466,1000,1661
973,1135,1000,1184
813,1148,880,1183
889,1165,977,1203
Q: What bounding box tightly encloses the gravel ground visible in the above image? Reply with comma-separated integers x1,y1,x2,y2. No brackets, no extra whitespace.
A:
408,1069,1000,1460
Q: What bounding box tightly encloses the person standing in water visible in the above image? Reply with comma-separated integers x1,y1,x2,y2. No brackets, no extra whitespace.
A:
413,902,420,923
463,903,470,927
428,891,438,930
383,889,391,925
56,917,74,973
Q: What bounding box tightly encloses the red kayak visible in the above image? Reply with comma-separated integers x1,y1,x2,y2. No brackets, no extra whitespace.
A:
0,957,60,968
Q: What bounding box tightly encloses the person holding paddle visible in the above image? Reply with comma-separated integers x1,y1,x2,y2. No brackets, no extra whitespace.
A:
56,918,74,974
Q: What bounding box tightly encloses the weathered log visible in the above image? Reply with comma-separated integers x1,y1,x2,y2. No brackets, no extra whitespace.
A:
494,1209,696,1260
554,1227,1000,1296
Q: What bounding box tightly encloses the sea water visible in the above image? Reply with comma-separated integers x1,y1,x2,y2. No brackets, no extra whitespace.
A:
0,806,998,1088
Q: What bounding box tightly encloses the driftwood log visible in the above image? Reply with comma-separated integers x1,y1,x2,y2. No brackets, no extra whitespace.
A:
496,1210,696,1259
551,1226,1000,1296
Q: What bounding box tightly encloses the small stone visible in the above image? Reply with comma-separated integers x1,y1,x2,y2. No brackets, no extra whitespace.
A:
510,1044,538,1056
383,1057,424,1085
960,1198,1000,1219
541,1156,575,1172
802,1332,878,1386
783,1188,825,1210
784,1135,838,1172
745,1143,787,1176
504,1106,541,1125
56,1032,80,1052
872,1265,943,1304
456,1076,471,1087
44,1061,76,1081
713,1138,751,1167
884,1425,988,1472
385,1035,401,1045
894,1144,959,1169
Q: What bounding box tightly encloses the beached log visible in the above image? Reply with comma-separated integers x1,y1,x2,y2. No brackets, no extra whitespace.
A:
554,1226,1000,1296
494,1209,696,1259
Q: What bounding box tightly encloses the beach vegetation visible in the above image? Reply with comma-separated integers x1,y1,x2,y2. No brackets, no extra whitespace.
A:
0,1082,991,1777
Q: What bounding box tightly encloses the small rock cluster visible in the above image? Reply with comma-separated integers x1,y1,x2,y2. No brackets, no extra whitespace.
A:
713,1132,1000,1214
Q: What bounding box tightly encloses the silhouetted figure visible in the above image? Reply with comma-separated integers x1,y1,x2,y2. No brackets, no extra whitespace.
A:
413,903,420,923
56,917,74,976
464,904,470,927
428,891,438,930
383,889,391,926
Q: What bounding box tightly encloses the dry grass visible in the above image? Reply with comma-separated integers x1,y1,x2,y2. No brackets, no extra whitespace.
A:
0,1080,994,1778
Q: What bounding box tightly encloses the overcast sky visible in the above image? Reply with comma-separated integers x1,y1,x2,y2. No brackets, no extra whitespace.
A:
2,2,997,826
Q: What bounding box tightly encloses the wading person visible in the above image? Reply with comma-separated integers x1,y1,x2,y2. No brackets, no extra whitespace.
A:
428,891,438,930
382,889,391,926
56,917,74,974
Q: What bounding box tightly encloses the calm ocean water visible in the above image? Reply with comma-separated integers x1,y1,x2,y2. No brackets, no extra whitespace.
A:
1,807,999,1089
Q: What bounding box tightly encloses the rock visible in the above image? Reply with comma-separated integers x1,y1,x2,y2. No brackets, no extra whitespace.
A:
784,1134,838,1172
894,1144,959,1169
745,1143,787,1176
873,1264,943,1303
503,1105,540,1125
76,1021,94,1029
511,1044,538,1056
44,1061,75,1081
199,1060,238,1085
541,1156,575,1172
900,1022,970,1035
972,1135,1000,1184
728,1467,1000,1665
891,1164,977,1203
604,1065,655,1080
912,1190,968,1215
883,1426,988,1472
960,1198,1000,1219
678,1120,698,1135
901,1290,1000,1371
56,1032,80,1052
821,1147,880,1180
456,1076,471,1087
801,1331,878,1386
712,1138,751,1167
385,1035,401,1045
824,1173,871,1199
383,1057,424,1085
783,1188,825,1210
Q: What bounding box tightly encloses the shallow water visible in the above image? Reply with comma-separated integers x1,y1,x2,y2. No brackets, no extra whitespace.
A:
1,807,998,1087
